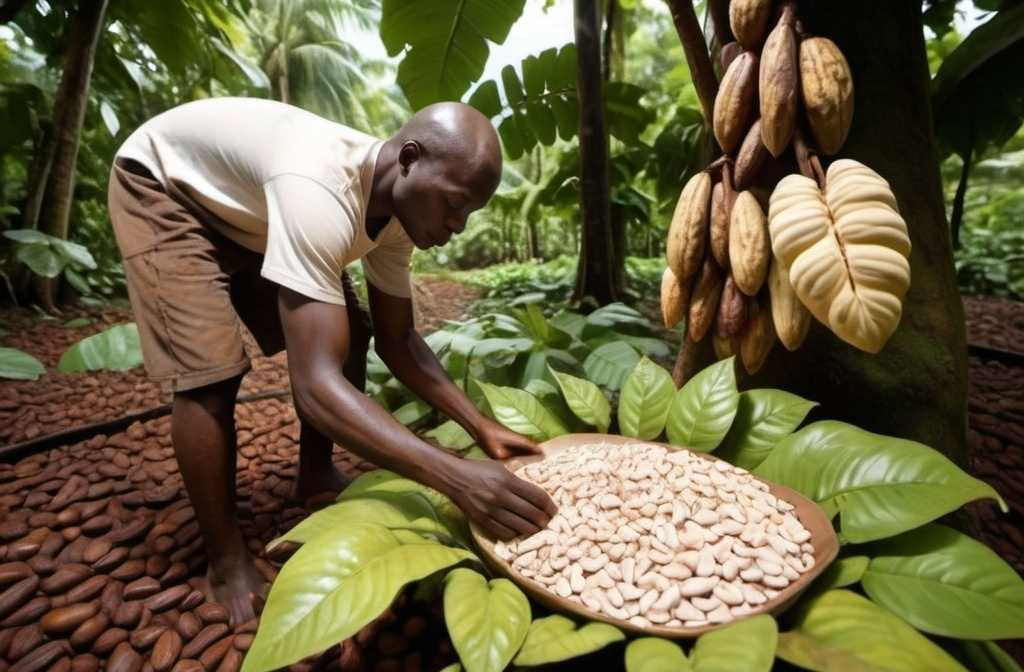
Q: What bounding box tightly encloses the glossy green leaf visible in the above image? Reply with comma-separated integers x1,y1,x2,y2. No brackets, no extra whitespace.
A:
521,54,544,98
716,388,817,470
468,79,502,119
443,568,531,672
691,614,777,672
618,357,675,440
624,637,692,672
425,420,476,451
15,240,63,277
776,590,967,672
476,380,568,441
816,555,870,591
583,341,641,391
0,347,45,381
244,523,477,672
861,524,1024,640
665,358,739,452
502,64,525,104
512,615,625,667
57,323,143,373
753,421,1006,543
550,369,611,432
550,94,579,141
524,101,558,146
336,470,468,543
498,115,525,160
380,0,526,110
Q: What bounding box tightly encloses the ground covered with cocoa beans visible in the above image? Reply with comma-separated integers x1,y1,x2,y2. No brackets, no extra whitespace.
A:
0,284,1021,671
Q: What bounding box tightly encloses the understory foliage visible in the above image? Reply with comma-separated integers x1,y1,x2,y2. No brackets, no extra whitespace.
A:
244,356,1023,672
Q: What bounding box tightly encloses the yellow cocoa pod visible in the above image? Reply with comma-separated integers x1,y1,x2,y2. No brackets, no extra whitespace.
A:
729,0,773,50
729,190,771,296
740,292,777,374
660,266,690,330
713,51,760,154
800,36,854,155
666,171,712,282
687,256,725,342
767,255,811,350
709,181,731,270
758,10,798,157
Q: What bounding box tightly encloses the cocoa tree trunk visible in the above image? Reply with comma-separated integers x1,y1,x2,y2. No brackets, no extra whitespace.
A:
739,0,969,465
572,0,623,307
30,0,110,311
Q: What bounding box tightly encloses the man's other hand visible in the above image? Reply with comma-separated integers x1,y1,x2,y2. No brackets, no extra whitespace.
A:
476,418,543,460
450,459,557,541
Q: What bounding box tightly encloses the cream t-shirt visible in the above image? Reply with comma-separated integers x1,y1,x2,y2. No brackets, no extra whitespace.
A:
115,96,413,305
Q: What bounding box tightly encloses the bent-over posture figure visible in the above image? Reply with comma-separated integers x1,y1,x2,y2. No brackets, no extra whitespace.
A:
108,97,556,626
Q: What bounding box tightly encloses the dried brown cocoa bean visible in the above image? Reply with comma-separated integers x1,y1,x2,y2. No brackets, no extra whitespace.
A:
145,553,170,579
7,527,50,561
64,575,109,605
80,515,115,537
8,639,71,672
2,595,50,628
7,622,44,661
40,600,100,635
110,558,147,582
110,598,144,630
170,661,205,672
69,653,102,672
159,561,189,585
105,640,144,672
232,633,254,651
195,601,230,625
128,624,167,651
180,623,230,659
216,647,244,672
91,545,130,573
69,612,110,650
0,575,39,621
0,561,33,586
41,564,93,596
198,636,235,670
144,584,192,613
150,536,175,556
151,628,183,672
90,626,129,655
179,589,205,611
123,576,161,601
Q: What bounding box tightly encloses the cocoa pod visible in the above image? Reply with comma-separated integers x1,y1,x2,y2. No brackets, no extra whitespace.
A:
666,171,712,282
180,623,231,659
660,267,690,330
8,639,72,672
105,640,143,672
729,190,771,296
800,36,854,155
758,7,799,157
715,274,749,342
741,292,778,374
151,628,183,672
719,40,743,73
40,600,99,635
729,0,773,50
709,180,731,270
687,256,726,342
767,256,812,350
713,50,759,153
733,119,771,191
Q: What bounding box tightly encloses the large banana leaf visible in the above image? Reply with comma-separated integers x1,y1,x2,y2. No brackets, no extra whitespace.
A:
380,0,526,110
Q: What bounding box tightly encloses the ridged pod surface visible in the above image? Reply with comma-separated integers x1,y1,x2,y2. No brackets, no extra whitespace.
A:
709,181,731,270
666,171,713,282
661,267,689,330
800,37,854,155
687,256,726,342
768,159,911,353
767,255,812,350
740,292,777,374
713,51,760,154
758,12,798,157
729,190,771,296
729,0,773,50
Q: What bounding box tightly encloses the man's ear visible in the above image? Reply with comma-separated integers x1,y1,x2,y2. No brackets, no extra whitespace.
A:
398,141,421,176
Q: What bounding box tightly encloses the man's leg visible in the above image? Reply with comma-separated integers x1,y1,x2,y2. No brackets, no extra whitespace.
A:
172,374,264,627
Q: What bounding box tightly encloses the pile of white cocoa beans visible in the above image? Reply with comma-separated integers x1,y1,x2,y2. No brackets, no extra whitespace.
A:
493,442,816,630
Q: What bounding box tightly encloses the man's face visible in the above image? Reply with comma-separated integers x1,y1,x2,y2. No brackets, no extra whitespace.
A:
393,160,494,250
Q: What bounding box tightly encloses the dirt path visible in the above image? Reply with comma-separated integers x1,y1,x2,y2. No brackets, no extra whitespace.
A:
0,287,1021,670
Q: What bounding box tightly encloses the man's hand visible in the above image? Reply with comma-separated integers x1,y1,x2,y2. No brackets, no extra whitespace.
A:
448,459,557,541
475,417,543,460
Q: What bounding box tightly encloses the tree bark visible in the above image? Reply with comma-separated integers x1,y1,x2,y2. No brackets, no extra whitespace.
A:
738,0,969,465
572,0,622,307
32,0,110,310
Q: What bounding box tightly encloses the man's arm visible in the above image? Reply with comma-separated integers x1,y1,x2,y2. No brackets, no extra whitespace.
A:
278,286,555,539
366,282,538,459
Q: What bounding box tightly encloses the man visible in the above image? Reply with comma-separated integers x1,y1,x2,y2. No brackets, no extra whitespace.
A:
108,97,557,627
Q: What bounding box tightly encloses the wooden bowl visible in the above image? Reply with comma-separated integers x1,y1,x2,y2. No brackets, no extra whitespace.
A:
469,433,839,639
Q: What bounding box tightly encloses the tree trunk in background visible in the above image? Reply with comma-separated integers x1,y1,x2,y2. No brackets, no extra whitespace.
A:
734,0,969,465
572,0,622,308
31,0,109,311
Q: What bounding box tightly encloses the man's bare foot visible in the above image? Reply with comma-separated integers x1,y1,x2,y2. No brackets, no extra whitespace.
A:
288,461,352,510
203,556,268,628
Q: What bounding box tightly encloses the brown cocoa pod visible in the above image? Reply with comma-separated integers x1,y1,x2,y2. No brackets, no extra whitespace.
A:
128,624,167,651
0,561,34,586
110,558,147,582
758,6,799,156
144,584,191,613
6,623,43,661
733,119,771,191
40,600,100,635
713,50,759,153
90,626,129,655
180,623,230,659
716,274,750,342
1,595,50,627
69,611,110,650
110,598,144,629
123,576,161,601
105,640,143,672
151,628,183,672
709,180,731,270
687,256,726,343
741,292,778,375
8,639,71,672
729,0,772,49
665,170,713,284
799,36,854,155
729,190,771,296
198,635,235,670
216,647,244,672
195,601,230,625
64,575,109,605
91,545,130,573
768,256,812,351
0,575,40,621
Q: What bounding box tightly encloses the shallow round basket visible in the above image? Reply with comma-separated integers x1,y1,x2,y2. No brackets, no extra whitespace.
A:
469,433,840,639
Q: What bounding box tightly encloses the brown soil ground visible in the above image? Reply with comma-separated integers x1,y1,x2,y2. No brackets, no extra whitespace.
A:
0,284,1021,670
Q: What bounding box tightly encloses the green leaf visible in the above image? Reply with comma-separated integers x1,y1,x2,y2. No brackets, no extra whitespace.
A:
776,590,967,672
0,347,45,381
443,568,531,672
99,100,120,137
392,399,431,427
753,420,1006,543
816,555,870,591
618,357,675,440
512,615,625,667
954,640,1024,672
380,0,527,109
497,115,525,160
16,240,64,277
244,523,477,672
476,380,568,441
336,470,467,539
468,79,502,119
690,614,777,672
501,64,525,104
583,341,641,391
57,323,143,373
425,420,477,451
861,523,1024,640
624,637,692,672
550,369,611,432
3,229,49,244
665,358,739,452
716,388,817,470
